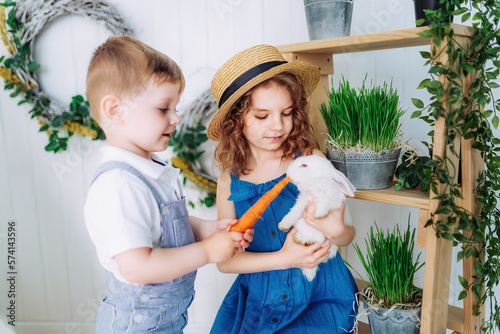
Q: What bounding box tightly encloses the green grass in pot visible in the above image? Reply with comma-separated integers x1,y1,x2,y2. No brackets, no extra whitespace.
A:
347,217,424,308
320,76,406,153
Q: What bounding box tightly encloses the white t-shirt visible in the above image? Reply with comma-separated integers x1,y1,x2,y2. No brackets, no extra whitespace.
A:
84,146,183,283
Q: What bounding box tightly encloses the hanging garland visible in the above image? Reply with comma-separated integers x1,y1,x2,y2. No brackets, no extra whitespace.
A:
0,0,132,152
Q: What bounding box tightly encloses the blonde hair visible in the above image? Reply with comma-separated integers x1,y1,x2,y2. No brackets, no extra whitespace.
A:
86,35,184,122
214,72,318,176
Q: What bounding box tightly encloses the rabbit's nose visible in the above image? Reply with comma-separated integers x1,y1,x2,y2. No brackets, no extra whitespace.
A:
300,164,308,168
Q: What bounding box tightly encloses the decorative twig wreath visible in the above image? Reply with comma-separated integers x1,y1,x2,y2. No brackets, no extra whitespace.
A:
0,0,132,152
169,89,219,208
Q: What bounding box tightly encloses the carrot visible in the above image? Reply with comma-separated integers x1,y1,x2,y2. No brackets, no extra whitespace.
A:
230,176,291,233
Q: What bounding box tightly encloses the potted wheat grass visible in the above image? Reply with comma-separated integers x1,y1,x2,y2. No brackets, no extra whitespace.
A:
320,76,406,189
348,217,424,334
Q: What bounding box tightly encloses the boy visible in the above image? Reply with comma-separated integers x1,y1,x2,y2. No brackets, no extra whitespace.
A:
84,36,251,333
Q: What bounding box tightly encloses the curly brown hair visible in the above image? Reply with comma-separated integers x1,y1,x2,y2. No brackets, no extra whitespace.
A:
214,72,318,177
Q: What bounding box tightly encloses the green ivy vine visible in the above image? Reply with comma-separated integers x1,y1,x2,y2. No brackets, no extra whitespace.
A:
411,0,500,332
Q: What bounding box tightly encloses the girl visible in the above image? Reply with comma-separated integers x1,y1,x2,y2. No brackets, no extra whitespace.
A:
207,44,358,334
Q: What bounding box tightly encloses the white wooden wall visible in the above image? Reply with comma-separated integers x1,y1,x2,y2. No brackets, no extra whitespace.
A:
0,1,498,333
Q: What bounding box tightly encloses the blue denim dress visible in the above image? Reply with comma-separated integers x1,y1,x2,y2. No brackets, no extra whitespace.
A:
92,162,196,334
210,173,358,334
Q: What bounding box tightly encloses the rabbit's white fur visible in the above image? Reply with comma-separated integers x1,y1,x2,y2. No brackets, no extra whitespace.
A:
278,155,356,281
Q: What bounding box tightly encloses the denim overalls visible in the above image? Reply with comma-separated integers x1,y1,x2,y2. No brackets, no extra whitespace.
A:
92,161,196,333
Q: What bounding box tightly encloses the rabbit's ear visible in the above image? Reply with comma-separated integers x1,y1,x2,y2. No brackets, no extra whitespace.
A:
329,167,356,197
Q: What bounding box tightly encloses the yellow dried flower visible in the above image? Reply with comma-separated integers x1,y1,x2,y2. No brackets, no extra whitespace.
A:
0,7,5,25
0,66,29,91
171,157,217,193
64,121,98,139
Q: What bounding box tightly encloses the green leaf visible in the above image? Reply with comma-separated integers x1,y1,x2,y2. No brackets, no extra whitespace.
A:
492,115,499,129
472,285,482,299
27,61,40,72
472,12,482,21
461,12,471,23
427,80,442,89
45,141,59,152
411,110,422,119
489,81,500,89
424,159,439,167
474,261,484,276
457,251,465,262
462,63,476,73
442,232,454,241
482,110,493,118
61,112,73,121
9,84,22,98
420,51,432,59
50,116,65,128
458,290,467,300
411,98,424,109
417,79,431,89
433,36,442,48
458,275,468,289
452,8,468,16
418,30,434,39
416,18,426,26
72,95,84,104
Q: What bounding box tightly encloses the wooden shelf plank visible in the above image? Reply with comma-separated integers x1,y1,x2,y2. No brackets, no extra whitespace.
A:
277,24,474,55
351,183,429,209
448,305,465,333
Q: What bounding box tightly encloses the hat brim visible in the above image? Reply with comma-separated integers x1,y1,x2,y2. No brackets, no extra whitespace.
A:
207,61,320,141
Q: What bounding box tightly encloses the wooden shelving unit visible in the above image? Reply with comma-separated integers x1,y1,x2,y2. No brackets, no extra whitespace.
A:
277,24,484,334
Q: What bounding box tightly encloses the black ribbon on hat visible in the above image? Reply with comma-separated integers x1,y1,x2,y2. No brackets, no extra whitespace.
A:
218,60,287,108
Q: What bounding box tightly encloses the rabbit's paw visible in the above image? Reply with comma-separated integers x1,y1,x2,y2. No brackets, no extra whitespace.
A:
278,217,294,232
278,222,291,232
291,231,305,244
291,231,315,245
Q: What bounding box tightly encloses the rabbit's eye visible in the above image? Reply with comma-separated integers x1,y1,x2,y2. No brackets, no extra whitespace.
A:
300,164,308,168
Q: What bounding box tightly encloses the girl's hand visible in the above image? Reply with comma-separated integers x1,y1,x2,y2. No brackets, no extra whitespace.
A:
279,227,331,269
218,218,254,251
304,201,345,238
303,201,355,247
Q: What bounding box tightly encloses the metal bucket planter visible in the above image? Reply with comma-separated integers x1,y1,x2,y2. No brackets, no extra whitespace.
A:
304,0,354,40
364,302,421,334
326,147,401,190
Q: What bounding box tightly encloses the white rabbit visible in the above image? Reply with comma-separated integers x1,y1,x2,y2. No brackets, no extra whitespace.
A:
278,155,356,281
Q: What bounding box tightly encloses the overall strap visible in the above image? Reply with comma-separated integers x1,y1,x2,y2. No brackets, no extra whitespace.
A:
91,161,165,211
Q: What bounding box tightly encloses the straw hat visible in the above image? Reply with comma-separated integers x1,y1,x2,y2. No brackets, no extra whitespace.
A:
207,44,320,141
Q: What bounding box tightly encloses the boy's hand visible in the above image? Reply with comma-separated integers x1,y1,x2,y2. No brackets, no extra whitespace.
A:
218,218,254,251
215,218,239,232
279,227,331,269
201,231,244,263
